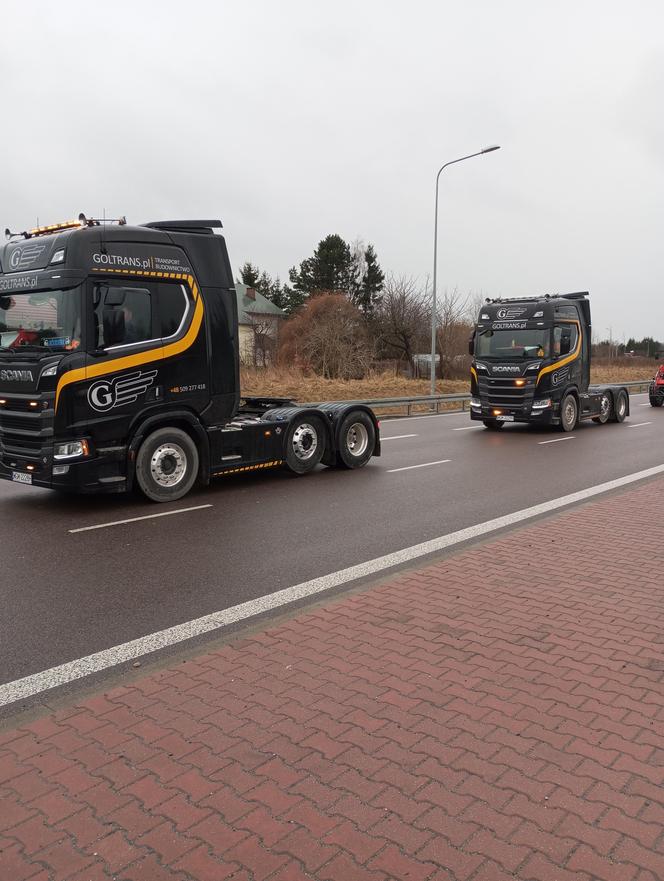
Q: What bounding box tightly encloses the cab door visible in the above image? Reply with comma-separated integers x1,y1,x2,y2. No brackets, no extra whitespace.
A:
85,278,164,446
552,321,581,390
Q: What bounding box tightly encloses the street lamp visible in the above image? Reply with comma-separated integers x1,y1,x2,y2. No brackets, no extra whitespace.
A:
430,144,500,398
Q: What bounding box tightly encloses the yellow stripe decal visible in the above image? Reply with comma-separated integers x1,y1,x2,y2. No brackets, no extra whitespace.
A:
55,269,203,411
215,460,283,476
470,366,478,382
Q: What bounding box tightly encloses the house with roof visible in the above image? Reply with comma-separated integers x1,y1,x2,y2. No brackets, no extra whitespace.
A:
234,282,286,366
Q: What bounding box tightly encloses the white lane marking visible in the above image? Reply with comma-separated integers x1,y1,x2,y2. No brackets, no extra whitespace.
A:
538,436,576,445
639,403,652,407
387,459,451,473
452,426,480,431
381,434,418,441
69,505,213,534
4,462,664,707
629,422,652,429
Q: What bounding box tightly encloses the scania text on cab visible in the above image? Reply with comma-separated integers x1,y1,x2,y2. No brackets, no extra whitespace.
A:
468,292,629,431
0,215,380,501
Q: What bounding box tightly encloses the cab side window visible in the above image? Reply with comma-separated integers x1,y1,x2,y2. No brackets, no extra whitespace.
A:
93,284,153,349
553,323,578,357
158,283,189,339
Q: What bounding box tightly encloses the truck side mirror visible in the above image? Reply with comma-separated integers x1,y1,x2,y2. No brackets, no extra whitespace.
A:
468,334,475,356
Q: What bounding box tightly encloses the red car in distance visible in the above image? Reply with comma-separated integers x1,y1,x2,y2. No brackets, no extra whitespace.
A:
649,365,664,407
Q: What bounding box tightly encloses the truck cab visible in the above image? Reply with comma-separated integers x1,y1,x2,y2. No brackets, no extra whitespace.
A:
0,216,379,501
468,293,629,431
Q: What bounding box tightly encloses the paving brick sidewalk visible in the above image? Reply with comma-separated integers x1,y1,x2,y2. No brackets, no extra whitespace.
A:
3,479,664,881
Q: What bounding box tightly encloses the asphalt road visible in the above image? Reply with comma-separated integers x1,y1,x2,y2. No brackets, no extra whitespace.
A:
1,393,662,689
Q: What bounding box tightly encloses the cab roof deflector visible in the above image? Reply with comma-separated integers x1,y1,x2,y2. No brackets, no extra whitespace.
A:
143,219,223,232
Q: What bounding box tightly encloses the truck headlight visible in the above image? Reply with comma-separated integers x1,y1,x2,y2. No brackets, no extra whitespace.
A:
54,440,89,460
532,398,552,409
470,398,481,409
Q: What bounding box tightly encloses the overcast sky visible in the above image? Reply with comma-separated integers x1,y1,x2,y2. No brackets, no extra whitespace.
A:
1,0,662,340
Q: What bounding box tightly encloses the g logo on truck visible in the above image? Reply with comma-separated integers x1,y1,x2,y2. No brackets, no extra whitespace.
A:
87,370,157,412
8,244,46,270
496,307,526,319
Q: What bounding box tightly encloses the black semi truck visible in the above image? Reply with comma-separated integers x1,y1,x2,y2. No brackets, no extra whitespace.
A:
0,216,380,501
468,292,630,431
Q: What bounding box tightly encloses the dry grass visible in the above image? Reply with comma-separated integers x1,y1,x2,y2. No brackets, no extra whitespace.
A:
241,366,468,402
591,357,656,384
241,359,655,406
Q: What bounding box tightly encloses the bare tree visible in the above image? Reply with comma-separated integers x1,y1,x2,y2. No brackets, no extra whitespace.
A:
436,287,482,378
371,275,430,371
246,314,278,367
279,293,373,379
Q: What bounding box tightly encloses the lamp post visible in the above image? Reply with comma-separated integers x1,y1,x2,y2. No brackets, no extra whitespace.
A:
430,145,500,398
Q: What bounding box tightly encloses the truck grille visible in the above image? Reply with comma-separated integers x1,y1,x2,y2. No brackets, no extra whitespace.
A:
0,395,54,462
478,377,535,410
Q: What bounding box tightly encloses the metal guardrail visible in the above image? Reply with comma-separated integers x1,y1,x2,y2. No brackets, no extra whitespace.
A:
305,379,652,418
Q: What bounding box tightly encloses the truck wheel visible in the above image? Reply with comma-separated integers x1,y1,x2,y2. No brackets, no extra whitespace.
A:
560,394,578,432
612,390,628,422
336,411,376,468
592,392,612,424
650,396,663,408
483,420,503,431
135,427,200,502
285,416,325,474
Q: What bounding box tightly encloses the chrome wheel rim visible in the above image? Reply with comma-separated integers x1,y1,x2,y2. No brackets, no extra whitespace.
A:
346,422,369,457
292,423,318,461
617,395,626,416
600,395,611,420
563,399,576,429
150,443,187,487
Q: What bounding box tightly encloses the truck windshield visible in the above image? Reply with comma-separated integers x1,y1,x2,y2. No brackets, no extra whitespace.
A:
0,287,82,352
476,328,549,359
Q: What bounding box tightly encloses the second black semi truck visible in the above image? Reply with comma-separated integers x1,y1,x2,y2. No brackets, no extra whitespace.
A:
468,292,630,431
0,216,380,502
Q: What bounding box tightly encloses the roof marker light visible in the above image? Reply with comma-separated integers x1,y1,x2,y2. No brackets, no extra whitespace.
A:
27,220,83,237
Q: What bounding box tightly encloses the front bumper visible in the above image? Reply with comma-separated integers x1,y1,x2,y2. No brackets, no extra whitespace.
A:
0,444,129,494
470,403,558,425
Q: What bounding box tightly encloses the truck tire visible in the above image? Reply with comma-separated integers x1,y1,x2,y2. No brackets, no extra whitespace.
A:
592,392,612,424
650,396,663,408
612,390,628,423
560,394,578,432
135,427,200,503
483,420,503,431
336,410,376,469
285,416,325,475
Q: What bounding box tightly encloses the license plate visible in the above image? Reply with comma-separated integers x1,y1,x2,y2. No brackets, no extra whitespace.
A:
12,471,32,485
496,415,514,422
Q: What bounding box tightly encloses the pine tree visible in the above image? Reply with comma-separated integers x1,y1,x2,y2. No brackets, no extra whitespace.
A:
359,243,385,315
288,234,352,299
239,261,261,289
